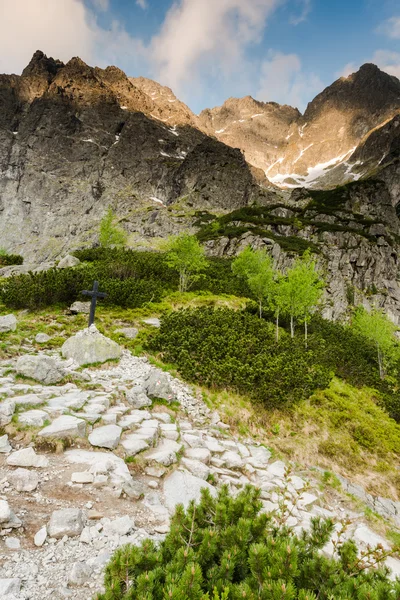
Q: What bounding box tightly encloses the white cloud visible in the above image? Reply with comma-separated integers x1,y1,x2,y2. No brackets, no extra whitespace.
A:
136,0,148,8
376,16,400,39
0,0,146,76
290,0,311,26
372,50,400,79
336,62,357,78
150,0,282,95
92,0,109,11
256,50,322,111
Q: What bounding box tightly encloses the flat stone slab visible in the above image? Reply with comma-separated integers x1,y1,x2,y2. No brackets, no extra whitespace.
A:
18,409,49,427
11,393,45,406
39,415,86,438
121,434,149,456
163,470,217,513
65,449,132,485
7,447,49,468
143,440,182,466
0,434,11,453
88,425,122,449
184,448,212,464
115,327,139,339
61,325,122,366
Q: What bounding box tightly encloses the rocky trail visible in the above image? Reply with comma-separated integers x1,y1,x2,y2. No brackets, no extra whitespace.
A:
0,343,400,599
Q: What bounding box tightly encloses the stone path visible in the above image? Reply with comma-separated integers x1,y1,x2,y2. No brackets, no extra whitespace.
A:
0,349,399,599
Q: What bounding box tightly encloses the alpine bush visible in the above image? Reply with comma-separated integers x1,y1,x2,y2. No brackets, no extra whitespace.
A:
0,252,23,266
148,308,331,407
95,485,400,600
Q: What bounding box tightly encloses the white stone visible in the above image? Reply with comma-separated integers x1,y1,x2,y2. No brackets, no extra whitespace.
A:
18,409,49,427
0,434,11,453
143,440,182,466
34,526,47,547
5,537,20,550
0,579,20,596
88,425,122,449
221,451,243,469
181,458,210,480
353,525,390,550
126,387,152,408
9,468,39,492
143,318,161,328
39,415,86,438
12,393,44,406
71,471,94,484
153,412,171,424
248,445,271,467
121,434,149,456
0,314,17,333
65,449,132,485
61,325,122,366
0,399,15,425
145,369,176,402
266,460,286,478
16,354,64,384
68,561,92,586
58,254,81,269
0,499,12,523
184,447,211,464
7,447,49,468
104,516,134,536
163,470,217,513
35,333,51,343
48,508,85,538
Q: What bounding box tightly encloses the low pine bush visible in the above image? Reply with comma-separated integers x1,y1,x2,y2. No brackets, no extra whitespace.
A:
0,251,23,266
95,485,400,600
148,308,331,407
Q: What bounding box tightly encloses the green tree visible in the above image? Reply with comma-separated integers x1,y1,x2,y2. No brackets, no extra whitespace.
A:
96,485,399,600
99,207,127,248
281,251,325,343
352,306,398,379
232,246,276,319
166,234,208,293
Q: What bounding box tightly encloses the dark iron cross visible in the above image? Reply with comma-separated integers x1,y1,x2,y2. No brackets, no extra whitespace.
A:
82,281,107,327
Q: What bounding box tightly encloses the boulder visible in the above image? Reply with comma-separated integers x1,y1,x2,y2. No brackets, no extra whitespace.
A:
184,448,211,464
0,434,11,453
68,561,92,586
69,301,90,314
126,386,152,408
16,354,64,384
9,468,39,492
0,314,17,333
221,451,243,469
115,327,139,339
48,508,85,538
35,333,51,343
248,445,271,468
61,325,122,366
180,458,210,480
39,415,86,439
7,447,49,468
163,470,217,513
58,254,81,269
145,369,176,402
88,425,122,449
103,516,134,536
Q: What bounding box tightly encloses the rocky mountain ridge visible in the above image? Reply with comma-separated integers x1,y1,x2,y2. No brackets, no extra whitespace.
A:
1,51,400,322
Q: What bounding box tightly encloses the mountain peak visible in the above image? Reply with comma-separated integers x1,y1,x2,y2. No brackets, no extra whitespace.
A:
22,50,64,80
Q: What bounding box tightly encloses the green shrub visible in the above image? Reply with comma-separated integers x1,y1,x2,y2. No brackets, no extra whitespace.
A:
0,252,23,266
95,485,400,600
148,308,331,407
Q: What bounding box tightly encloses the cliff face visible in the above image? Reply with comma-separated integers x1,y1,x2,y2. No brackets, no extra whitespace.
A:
0,52,269,261
1,52,400,323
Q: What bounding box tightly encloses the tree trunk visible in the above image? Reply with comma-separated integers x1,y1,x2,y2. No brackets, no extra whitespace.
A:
377,344,385,379
275,310,280,343
290,315,294,338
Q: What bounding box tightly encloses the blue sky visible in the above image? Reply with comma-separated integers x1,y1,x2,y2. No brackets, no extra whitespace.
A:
1,0,400,114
